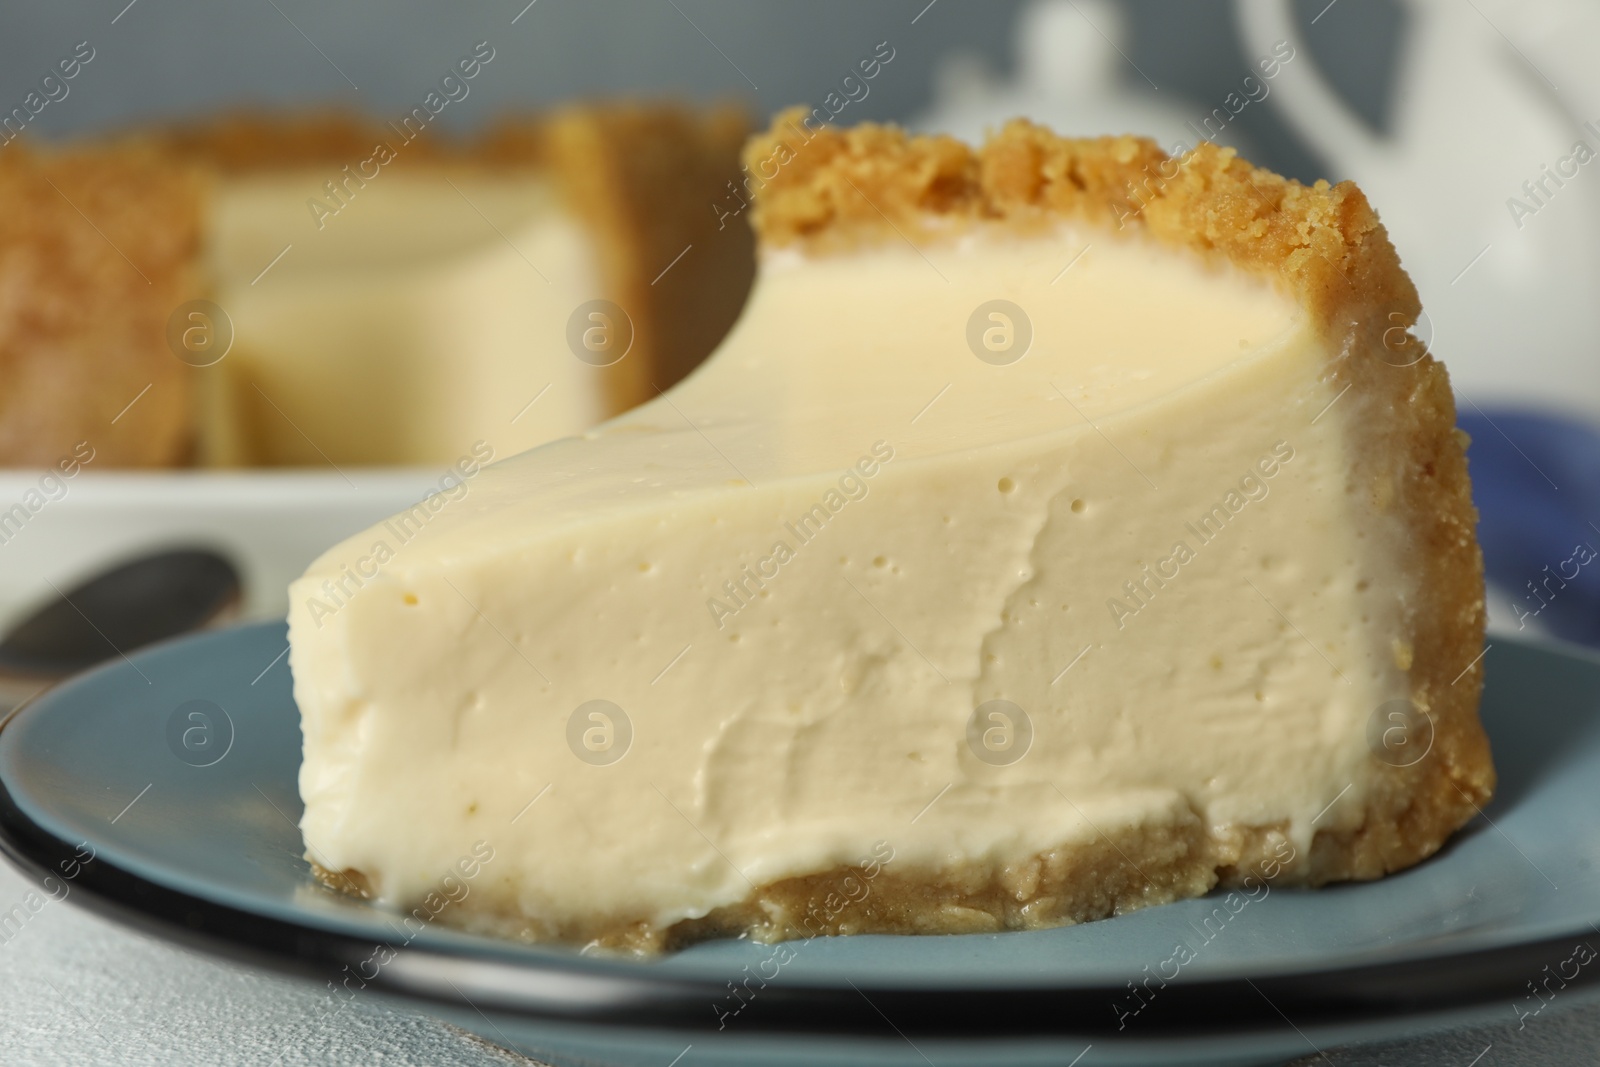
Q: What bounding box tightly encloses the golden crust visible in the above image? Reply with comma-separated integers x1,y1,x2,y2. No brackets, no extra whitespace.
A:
0,141,203,467
744,109,1421,332
544,102,756,412
312,112,1491,951
149,111,477,171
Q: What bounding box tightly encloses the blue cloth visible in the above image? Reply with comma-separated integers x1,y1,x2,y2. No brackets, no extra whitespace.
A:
1458,408,1600,646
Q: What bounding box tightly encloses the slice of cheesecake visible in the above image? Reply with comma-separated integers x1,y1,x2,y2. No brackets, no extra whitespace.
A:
0,105,754,467
289,110,1493,951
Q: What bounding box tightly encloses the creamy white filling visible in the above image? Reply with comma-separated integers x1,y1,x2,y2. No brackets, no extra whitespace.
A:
289,228,1410,932
204,171,607,467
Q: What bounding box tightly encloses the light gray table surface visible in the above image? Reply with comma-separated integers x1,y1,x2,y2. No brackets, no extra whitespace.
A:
0,858,538,1066
2,854,1597,1067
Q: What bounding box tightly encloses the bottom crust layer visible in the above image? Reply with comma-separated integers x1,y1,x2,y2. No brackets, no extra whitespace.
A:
311,739,1491,955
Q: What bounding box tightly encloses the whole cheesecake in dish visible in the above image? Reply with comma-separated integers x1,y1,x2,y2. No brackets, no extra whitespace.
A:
289,110,1493,951
0,104,753,467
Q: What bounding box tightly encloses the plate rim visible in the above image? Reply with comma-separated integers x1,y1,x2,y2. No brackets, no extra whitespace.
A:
2,624,1599,1045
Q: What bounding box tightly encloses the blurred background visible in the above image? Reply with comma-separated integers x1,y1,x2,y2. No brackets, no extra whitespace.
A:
5,4,1600,1065
2,0,1597,667
2,1,1375,179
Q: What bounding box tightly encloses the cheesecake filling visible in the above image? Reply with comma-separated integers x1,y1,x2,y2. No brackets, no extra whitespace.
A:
202,171,608,467
290,226,1412,940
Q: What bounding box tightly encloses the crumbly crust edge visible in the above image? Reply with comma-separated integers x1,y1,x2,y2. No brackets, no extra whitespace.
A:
0,141,204,466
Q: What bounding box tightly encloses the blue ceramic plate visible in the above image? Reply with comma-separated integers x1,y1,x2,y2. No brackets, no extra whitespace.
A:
1,623,1598,1067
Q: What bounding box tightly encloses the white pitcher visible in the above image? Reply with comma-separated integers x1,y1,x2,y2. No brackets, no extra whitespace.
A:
1236,0,1600,419
917,0,1226,157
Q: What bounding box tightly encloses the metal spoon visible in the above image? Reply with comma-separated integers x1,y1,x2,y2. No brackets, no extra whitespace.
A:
0,548,242,709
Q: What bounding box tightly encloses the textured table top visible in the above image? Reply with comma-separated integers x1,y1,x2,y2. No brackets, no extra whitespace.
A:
3,848,1598,1065
0,860,540,1066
